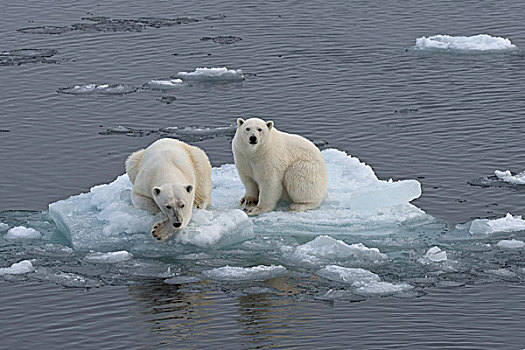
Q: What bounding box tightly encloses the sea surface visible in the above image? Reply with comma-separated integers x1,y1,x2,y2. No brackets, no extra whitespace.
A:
1,0,524,349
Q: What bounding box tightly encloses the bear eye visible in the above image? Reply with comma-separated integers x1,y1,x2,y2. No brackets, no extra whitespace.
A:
246,127,250,131
257,128,262,132
166,205,172,210
180,203,185,208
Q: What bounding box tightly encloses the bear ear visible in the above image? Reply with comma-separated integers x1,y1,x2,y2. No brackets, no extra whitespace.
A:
266,120,274,130
185,185,193,193
153,187,161,196
237,118,245,126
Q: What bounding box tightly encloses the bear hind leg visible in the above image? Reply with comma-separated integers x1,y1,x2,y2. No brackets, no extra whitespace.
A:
284,161,326,212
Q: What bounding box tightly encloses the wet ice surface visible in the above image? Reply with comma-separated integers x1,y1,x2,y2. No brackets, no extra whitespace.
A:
99,124,237,142
414,34,518,52
2,149,524,299
57,84,138,95
174,67,245,81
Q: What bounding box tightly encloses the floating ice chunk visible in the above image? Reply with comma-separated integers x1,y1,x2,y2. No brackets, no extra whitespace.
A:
5,226,41,240
316,265,380,286
354,281,413,296
164,276,201,285
496,239,525,249
57,83,137,95
143,78,184,90
0,222,8,231
175,67,245,81
202,265,286,281
84,250,133,263
33,268,100,288
414,34,517,51
422,246,448,263
494,170,525,185
49,174,253,251
469,213,525,235
0,260,35,275
290,235,387,265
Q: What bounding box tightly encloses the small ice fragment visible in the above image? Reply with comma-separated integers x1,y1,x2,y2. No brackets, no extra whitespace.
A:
163,276,201,285
0,222,8,231
147,78,183,86
494,170,525,185
354,281,413,296
414,34,517,51
202,265,286,281
423,246,448,262
496,239,525,249
470,213,525,234
5,226,41,240
0,260,35,275
84,250,133,263
316,265,380,285
175,67,245,81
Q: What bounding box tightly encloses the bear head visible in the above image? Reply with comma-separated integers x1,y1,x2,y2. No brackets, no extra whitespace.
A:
151,183,195,230
235,117,274,152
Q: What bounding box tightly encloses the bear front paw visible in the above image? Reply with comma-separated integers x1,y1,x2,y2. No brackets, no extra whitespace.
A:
151,219,174,242
240,196,258,208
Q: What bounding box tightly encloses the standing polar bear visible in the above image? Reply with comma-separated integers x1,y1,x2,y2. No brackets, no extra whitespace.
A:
232,117,327,215
125,138,212,241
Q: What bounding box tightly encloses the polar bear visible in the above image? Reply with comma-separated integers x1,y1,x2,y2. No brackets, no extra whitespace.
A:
125,138,212,241
232,117,327,215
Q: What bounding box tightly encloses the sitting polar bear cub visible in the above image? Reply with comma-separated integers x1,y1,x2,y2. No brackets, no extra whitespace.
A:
125,138,212,241
232,117,327,215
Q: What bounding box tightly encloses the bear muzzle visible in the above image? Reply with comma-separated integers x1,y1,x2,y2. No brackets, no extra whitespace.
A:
249,135,258,144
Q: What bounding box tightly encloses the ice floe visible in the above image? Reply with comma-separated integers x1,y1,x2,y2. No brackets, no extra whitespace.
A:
496,239,525,249
84,250,133,263
0,260,35,275
494,170,525,185
202,265,287,281
414,34,517,52
0,222,8,231
175,67,245,81
57,83,138,95
142,78,184,90
47,148,427,253
5,226,41,240
469,213,525,235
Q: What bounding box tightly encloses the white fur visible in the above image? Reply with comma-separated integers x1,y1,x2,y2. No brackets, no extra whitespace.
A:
232,118,327,215
125,138,212,241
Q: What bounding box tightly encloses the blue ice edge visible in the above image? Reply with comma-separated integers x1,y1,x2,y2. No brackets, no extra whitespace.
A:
48,148,431,254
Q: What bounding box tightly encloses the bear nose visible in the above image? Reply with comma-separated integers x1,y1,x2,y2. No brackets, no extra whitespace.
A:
173,222,181,228
249,136,257,144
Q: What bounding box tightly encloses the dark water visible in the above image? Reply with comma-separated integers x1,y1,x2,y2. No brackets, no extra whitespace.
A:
1,0,525,348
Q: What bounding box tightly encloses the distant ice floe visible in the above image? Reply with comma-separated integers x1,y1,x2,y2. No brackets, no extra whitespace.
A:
142,78,184,90
496,239,525,249
0,222,8,231
84,250,133,263
414,34,518,52
5,226,41,240
57,83,138,95
0,260,35,275
200,36,242,45
316,265,412,296
1,48,59,66
494,170,525,185
202,265,287,281
469,213,525,235
174,67,245,82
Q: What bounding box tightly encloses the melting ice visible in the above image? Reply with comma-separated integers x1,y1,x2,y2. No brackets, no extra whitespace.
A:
174,67,245,81
494,170,525,185
414,34,518,52
2,148,524,299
